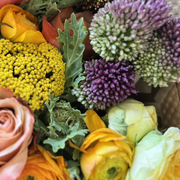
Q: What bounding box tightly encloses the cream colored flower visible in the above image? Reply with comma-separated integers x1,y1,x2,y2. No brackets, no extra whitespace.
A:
126,127,180,180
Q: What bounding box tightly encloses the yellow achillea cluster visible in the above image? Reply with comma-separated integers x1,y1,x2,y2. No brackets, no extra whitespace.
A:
0,39,65,111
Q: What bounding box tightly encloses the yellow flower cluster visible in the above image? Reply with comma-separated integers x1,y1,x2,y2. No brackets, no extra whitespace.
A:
0,39,65,111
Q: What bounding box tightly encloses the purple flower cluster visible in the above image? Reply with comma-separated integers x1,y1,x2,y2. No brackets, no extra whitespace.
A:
89,0,171,61
157,18,180,68
133,18,180,87
72,59,137,110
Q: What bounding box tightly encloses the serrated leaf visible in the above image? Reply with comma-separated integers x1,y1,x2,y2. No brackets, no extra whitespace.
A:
41,95,88,154
44,137,68,152
68,129,89,139
57,13,88,91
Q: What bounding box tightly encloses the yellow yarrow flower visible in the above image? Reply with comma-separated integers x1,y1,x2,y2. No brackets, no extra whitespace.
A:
0,39,65,111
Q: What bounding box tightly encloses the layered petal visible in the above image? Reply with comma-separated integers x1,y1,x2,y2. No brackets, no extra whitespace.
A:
118,99,158,143
0,88,34,180
70,115,134,180
17,145,73,180
126,127,180,180
79,129,134,180
0,4,46,44
14,30,47,43
84,110,106,133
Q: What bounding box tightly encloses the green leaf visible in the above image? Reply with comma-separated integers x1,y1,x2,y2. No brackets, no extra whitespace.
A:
72,74,85,88
66,160,80,168
44,137,68,152
60,89,77,103
66,160,81,180
39,95,88,156
34,110,48,144
68,129,89,139
68,166,81,180
57,13,88,92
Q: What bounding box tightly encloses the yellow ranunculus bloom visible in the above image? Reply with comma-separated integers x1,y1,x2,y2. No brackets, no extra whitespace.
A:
125,127,180,180
0,4,46,44
118,99,157,143
70,110,134,180
17,145,73,180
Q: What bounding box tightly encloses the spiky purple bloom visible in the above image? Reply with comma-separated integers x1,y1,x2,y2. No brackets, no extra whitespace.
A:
89,0,171,61
133,18,180,87
157,17,180,66
72,59,137,110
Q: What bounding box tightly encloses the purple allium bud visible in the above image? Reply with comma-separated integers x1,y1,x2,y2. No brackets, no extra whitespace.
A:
72,59,137,110
89,0,171,61
133,29,180,87
157,17,180,63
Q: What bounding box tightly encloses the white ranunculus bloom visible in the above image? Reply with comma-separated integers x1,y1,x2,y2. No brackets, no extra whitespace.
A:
125,127,180,180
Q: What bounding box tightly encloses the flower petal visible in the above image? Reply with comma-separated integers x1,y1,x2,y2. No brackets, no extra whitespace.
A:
42,16,60,48
14,30,46,44
0,87,13,99
84,110,106,133
0,105,34,180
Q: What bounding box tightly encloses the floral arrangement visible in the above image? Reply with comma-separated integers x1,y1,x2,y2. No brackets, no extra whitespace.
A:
0,0,180,180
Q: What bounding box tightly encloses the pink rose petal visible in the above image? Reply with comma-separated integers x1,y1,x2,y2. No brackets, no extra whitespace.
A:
28,131,39,153
0,88,34,180
0,87,13,99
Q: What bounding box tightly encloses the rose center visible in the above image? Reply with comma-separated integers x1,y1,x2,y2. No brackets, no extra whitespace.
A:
0,119,5,125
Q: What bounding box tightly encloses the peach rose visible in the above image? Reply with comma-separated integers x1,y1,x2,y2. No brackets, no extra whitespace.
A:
0,87,34,180
42,7,94,60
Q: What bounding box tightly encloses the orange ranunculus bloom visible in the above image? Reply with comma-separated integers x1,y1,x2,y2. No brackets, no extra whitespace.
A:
0,4,46,44
70,110,134,180
17,145,73,180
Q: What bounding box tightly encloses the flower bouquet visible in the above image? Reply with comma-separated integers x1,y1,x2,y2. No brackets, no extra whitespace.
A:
0,0,180,179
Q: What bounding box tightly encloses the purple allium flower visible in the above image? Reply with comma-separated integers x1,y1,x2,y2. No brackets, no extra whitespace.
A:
157,17,180,65
89,0,171,61
72,59,137,110
133,18,180,87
